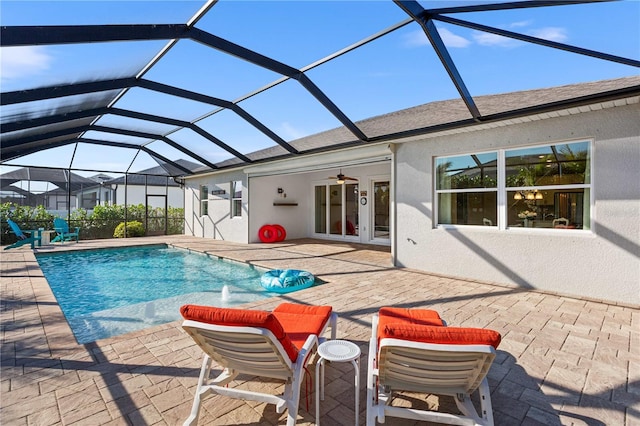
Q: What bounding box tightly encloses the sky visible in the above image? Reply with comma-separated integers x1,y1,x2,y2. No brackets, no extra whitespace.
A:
1,0,639,186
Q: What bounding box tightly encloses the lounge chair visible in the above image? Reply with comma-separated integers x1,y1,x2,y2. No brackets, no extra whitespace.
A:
366,307,501,426
4,219,42,250
51,217,80,243
180,302,337,426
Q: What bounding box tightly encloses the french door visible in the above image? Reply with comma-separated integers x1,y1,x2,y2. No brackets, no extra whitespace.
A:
371,179,390,241
314,183,359,238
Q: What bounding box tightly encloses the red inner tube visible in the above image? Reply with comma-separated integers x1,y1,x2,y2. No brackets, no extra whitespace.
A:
258,225,279,243
271,224,286,242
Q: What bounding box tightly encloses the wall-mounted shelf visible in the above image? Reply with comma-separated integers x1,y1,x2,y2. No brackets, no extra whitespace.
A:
273,202,298,206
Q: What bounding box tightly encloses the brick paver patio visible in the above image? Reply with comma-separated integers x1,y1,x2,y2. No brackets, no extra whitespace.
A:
1,236,638,425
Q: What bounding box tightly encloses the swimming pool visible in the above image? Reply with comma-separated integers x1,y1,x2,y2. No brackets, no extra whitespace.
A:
36,244,270,344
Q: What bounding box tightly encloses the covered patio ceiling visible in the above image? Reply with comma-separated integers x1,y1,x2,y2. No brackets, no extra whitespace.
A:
1,0,639,178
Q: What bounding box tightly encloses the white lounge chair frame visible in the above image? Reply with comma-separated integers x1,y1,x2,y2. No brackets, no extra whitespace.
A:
182,313,336,426
366,314,496,426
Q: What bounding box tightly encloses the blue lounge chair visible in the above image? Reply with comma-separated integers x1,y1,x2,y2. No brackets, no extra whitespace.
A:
52,218,80,243
4,219,42,250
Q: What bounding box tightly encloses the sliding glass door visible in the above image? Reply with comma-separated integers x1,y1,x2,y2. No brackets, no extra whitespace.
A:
314,183,359,238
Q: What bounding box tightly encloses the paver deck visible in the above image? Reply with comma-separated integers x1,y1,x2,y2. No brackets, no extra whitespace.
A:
1,236,638,425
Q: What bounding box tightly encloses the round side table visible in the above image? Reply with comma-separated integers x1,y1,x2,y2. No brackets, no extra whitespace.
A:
315,340,361,425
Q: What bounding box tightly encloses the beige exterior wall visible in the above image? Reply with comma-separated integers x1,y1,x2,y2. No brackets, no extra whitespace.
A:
183,171,249,242
182,102,639,305
393,103,640,305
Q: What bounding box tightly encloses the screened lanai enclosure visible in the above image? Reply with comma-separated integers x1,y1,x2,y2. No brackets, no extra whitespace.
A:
1,0,638,242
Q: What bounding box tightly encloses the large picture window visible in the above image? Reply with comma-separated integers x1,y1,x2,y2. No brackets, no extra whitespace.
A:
436,140,591,230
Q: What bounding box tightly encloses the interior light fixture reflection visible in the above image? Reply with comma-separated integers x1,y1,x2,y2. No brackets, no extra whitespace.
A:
514,191,543,200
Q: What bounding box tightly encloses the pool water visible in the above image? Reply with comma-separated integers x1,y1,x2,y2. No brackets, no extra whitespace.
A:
36,245,270,344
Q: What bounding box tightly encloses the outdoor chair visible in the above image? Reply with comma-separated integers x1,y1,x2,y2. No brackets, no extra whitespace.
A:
4,219,42,250
553,217,570,228
180,302,337,426
366,307,501,426
52,217,80,243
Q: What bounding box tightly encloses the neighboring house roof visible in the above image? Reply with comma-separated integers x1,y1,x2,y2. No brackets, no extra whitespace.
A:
104,159,200,186
212,76,640,170
0,167,97,194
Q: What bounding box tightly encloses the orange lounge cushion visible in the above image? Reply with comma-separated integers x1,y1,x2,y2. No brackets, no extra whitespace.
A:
180,304,299,361
273,302,332,318
380,324,502,350
273,303,333,351
377,307,500,349
378,307,445,339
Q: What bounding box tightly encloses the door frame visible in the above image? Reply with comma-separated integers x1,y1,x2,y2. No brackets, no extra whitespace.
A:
367,175,391,245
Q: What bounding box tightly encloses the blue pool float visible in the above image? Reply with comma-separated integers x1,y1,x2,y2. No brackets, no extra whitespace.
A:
260,269,315,293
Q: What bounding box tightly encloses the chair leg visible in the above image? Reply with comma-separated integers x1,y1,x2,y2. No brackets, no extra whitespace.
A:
285,381,300,426
454,392,486,425
477,378,494,426
183,400,200,426
366,386,377,426
183,355,213,426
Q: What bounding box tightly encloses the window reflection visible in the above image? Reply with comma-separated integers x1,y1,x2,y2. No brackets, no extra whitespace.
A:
506,141,590,230
506,142,590,187
436,152,497,190
435,141,591,229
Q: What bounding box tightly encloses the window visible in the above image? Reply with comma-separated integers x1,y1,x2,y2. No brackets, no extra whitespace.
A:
435,152,498,226
435,140,591,230
231,181,242,217
506,141,590,230
199,185,208,216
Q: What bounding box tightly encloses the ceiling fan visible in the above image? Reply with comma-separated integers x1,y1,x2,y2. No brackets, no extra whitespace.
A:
328,170,358,184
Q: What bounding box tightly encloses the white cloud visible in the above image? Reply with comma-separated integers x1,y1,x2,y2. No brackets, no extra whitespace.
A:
472,31,517,47
280,122,306,140
0,46,53,82
402,29,429,48
438,28,471,48
472,20,568,47
529,27,568,43
510,20,533,28
403,28,470,49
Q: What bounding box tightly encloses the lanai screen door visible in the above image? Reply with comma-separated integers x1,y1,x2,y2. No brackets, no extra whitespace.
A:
146,194,167,236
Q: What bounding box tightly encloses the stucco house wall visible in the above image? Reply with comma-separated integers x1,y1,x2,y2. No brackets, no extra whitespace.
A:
248,174,310,242
184,170,249,242
393,103,640,305
181,95,638,306
247,162,390,243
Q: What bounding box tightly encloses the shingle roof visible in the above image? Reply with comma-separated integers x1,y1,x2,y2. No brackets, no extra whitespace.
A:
211,75,639,171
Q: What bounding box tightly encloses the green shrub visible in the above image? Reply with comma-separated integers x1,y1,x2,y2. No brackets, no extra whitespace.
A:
113,221,145,238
